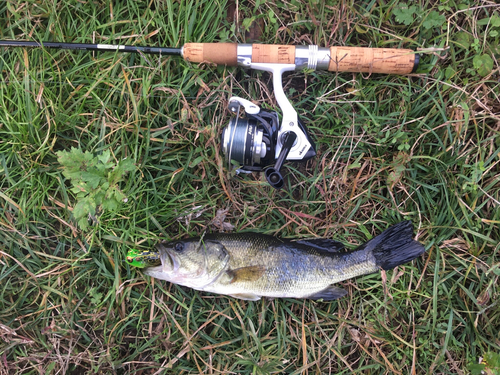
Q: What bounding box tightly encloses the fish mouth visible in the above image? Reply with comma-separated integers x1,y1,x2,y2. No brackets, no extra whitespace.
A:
159,246,179,272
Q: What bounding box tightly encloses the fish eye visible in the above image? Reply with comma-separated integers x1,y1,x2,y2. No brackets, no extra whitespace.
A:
173,242,184,252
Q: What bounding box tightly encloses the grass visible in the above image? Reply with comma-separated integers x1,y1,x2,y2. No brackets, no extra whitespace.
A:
1,0,499,373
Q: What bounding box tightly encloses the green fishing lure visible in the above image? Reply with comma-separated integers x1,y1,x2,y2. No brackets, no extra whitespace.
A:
126,248,161,268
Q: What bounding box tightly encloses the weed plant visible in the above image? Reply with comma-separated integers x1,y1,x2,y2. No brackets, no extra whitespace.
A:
0,0,499,374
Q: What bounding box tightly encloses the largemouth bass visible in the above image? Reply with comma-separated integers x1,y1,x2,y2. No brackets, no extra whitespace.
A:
127,221,425,301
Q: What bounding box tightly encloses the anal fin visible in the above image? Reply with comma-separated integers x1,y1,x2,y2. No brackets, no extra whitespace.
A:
307,285,347,301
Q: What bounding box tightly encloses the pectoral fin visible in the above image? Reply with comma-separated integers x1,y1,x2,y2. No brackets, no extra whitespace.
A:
307,285,348,301
226,265,266,284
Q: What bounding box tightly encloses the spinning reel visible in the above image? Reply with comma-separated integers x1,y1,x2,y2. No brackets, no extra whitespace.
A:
221,96,316,189
219,56,321,189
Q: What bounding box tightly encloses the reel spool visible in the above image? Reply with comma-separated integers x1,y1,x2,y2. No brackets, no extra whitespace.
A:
221,105,278,172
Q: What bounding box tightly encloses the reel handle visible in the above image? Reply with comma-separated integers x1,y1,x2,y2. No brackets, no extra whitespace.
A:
183,43,418,74
265,131,297,190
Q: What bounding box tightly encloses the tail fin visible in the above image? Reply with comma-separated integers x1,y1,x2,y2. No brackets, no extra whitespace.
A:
359,221,425,270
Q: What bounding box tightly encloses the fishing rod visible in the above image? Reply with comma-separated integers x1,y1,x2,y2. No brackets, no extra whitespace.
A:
0,39,419,189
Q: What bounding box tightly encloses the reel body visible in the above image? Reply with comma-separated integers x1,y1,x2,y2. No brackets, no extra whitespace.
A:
221,97,316,189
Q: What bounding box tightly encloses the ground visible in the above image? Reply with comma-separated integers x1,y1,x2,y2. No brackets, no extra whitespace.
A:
0,0,499,374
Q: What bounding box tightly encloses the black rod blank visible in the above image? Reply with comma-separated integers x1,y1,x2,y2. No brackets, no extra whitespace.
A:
0,40,182,56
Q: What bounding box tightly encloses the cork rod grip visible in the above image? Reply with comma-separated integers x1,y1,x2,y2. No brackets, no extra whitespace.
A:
182,43,418,74
328,47,417,74
183,43,238,66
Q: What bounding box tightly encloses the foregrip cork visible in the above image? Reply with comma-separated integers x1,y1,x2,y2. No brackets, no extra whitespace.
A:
183,43,238,66
182,43,418,74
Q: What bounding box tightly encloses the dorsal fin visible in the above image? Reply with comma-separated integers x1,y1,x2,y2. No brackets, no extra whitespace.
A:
295,238,345,252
